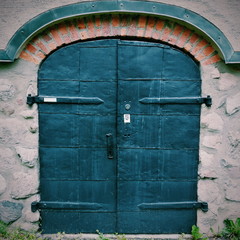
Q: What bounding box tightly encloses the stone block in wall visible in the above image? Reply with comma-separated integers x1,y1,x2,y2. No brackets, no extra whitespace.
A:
0,174,7,195
197,209,218,233
0,79,15,101
20,104,37,120
210,67,220,79
226,92,240,115
199,150,218,179
198,180,221,203
11,171,39,199
218,73,237,91
226,166,240,179
0,201,23,224
228,131,240,160
202,135,222,149
225,180,240,202
0,147,17,171
0,102,15,116
201,112,223,132
15,146,38,168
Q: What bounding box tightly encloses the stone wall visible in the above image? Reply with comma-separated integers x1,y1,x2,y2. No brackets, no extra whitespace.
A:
0,1,240,236
0,60,40,231
198,63,240,233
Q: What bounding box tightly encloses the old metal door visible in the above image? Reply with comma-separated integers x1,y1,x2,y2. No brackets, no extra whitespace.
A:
32,39,209,234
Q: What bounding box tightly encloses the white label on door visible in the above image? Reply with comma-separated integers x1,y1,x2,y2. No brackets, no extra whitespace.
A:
124,114,131,123
44,97,57,102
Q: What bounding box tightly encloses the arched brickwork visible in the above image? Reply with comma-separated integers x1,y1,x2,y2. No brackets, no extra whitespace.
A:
19,14,221,65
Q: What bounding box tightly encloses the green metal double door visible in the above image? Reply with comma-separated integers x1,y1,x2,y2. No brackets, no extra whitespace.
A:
38,39,203,234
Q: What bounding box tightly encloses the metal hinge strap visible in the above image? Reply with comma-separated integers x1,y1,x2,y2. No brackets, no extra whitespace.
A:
138,201,208,212
31,201,103,212
139,96,212,107
27,94,104,105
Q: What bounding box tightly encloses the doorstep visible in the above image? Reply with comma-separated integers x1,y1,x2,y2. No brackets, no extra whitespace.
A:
42,233,192,240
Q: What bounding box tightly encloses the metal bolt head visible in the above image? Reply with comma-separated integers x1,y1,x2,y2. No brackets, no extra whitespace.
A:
125,104,131,110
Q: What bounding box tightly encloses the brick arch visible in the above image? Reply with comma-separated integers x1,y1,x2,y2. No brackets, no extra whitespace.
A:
20,14,221,65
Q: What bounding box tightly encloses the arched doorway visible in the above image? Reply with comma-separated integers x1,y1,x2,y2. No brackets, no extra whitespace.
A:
35,39,208,234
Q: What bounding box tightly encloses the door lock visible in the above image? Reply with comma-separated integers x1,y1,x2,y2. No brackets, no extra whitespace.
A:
125,104,131,110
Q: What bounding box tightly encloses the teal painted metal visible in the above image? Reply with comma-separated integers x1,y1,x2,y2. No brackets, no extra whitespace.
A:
36,39,208,234
0,0,239,63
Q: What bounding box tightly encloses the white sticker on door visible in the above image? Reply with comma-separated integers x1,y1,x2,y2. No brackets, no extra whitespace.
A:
44,97,57,102
124,114,131,123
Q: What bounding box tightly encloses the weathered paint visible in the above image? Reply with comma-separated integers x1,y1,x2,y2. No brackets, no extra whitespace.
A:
37,39,205,234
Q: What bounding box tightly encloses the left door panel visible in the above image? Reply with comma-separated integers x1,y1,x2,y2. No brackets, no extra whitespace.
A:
38,40,118,233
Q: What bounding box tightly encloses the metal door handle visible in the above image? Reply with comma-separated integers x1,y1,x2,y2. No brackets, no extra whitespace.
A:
106,133,114,159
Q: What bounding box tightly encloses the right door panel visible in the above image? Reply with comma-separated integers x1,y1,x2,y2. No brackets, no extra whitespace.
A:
117,40,201,233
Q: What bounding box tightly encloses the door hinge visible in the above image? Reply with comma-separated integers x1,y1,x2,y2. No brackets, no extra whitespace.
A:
31,201,103,212
26,94,104,105
139,96,212,107
138,201,208,212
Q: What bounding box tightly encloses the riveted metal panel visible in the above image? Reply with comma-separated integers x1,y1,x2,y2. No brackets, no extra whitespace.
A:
116,40,202,233
38,39,206,234
39,39,118,233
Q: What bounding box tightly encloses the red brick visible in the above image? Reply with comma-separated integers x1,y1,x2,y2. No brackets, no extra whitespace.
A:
184,42,193,52
50,28,63,46
202,46,215,57
155,19,164,31
58,23,68,35
57,23,72,44
87,18,95,30
112,15,120,27
94,16,101,27
189,33,199,44
102,20,111,36
95,28,102,37
47,41,57,51
152,31,161,40
176,29,191,48
120,16,128,27
62,35,72,44
172,25,184,37
26,44,37,54
195,46,215,62
78,19,86,29
80,30,89,40
168,35,178,45
120,28,127,36
36,51,46,60
147,17,156,28
68,24,79,41
128,25,137,36
112,27,120,36
191,39,208,55
87,29,96,38
144,17,156,38
202,54,221,65
138,16,147,28
36,40,50,54
144,28,153,38
137,29,145,37
87,18,96,38
160,26,172,42
42,34,52,42
19,51,39,64
127,17,137,36
195,52,207,62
